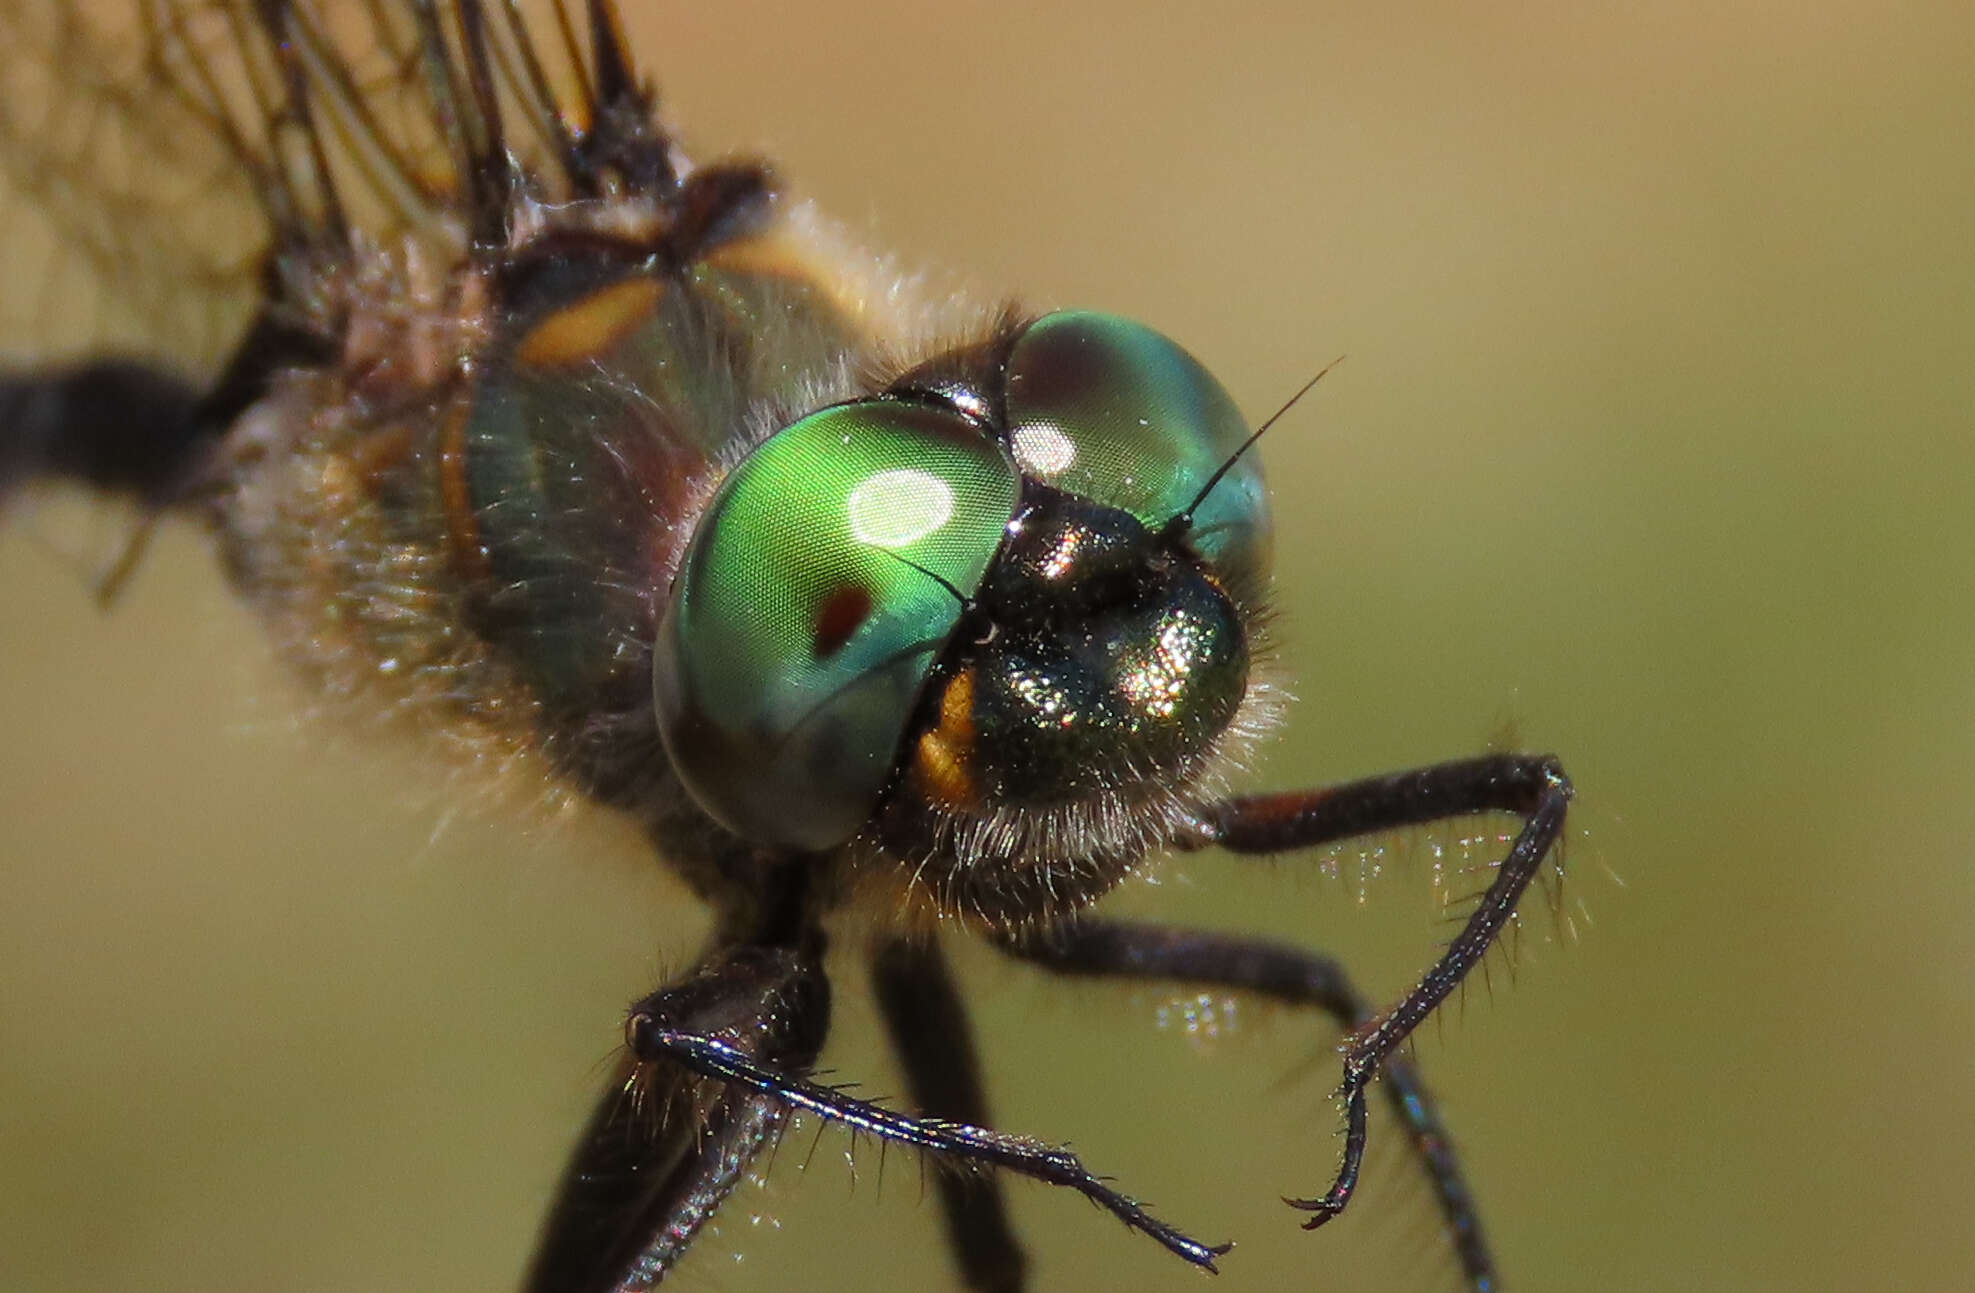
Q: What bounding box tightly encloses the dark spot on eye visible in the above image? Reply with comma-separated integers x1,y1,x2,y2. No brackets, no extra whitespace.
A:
812,584,874,658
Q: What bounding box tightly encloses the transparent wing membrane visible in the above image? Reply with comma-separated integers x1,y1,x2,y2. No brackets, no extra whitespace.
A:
0,0,648,382
0,1,263,374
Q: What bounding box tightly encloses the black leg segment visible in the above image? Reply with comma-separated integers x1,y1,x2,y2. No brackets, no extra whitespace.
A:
1183,751,1570,1259
624,1001,1231,1271
525,943,831,1292
871,937,1029,1293
1005,918,1497,1291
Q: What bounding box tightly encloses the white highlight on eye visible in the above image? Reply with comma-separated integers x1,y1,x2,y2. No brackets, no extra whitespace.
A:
1011,423,1075,475
846,467,954,547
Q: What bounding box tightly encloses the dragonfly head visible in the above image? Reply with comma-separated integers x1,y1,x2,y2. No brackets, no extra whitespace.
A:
654,311,1276,922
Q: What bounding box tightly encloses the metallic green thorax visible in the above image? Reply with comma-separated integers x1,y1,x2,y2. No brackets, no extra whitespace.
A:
655,401,1020,849
454,243,861,797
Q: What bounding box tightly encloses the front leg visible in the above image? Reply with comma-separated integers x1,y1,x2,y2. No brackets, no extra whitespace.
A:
1004,919,1496,1290
524,943,830,1292
1184,752,1572,1237
624,996,1231,1271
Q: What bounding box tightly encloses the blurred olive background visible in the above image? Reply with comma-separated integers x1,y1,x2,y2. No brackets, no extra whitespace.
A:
4,3,1973,1291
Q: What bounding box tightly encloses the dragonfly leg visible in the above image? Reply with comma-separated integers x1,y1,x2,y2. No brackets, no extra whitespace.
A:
1003,917,1498,1290
871,936,1029,1293
625,1004,1231,1272
524,942,829,1292
1178,751,1570,1255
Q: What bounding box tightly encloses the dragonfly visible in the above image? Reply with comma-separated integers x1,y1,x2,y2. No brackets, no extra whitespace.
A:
0,3,1572,1289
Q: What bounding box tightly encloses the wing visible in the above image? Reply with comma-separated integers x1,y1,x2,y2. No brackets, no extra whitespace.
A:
0,0,671,503
0,0,263,376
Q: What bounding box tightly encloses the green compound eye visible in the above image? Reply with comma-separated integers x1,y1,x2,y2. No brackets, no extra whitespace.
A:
655,401,1020,850
1002,310,1271,587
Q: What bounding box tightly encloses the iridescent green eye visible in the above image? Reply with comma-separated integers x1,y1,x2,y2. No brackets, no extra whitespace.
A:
1002,310,1270,586
655,401,1019,850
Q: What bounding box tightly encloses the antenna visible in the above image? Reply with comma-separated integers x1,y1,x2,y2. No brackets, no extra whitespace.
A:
1169,354,1346,533
871,546,975,613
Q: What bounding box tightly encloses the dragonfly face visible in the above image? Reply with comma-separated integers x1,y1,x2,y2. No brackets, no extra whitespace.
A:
0,4,1571,1289
655,308,1265,901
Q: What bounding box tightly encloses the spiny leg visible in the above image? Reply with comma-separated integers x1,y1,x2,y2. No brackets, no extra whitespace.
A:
624,1008,1230,1271
1003,919,1495,1291
1181,752,1571,1246
524,943,829,1293
871,937,1029,1293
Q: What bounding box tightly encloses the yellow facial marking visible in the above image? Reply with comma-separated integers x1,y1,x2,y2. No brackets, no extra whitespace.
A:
914,667,978,808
